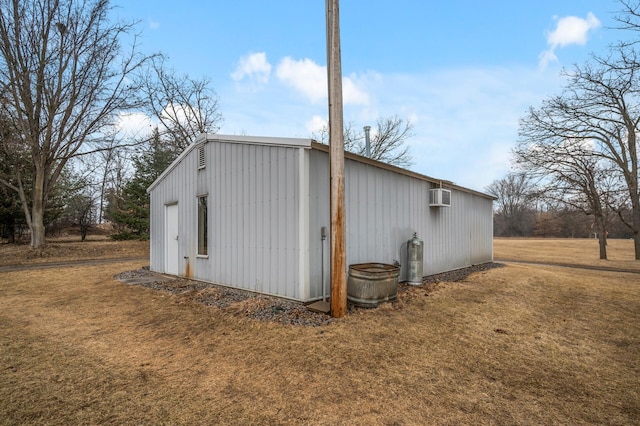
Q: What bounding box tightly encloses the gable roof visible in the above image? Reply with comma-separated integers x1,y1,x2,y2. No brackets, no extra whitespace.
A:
147,134,312,193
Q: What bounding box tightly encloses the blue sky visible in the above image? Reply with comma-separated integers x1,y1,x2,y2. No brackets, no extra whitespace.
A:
115,1,628,192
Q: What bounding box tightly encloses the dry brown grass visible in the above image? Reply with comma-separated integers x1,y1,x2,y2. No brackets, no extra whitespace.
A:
494,237,639,272
0,239,639,425
0,238,148,267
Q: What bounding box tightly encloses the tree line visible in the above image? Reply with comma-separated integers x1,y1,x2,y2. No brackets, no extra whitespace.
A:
488,0,640,260
488,172,633,239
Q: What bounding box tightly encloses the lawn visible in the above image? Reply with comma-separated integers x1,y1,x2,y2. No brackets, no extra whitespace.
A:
494,237,639,272
0,238,638,424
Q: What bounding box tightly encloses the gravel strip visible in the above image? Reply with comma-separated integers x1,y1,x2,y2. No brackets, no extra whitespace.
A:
419,262,505,284
115,262,505,327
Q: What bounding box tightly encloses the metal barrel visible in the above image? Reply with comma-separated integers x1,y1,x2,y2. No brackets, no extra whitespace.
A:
347,263,400,308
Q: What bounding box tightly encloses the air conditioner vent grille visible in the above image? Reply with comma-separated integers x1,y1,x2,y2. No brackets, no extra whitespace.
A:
429,188,451,207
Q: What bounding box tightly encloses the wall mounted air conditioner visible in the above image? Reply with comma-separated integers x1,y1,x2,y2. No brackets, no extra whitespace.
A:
429,188,451,207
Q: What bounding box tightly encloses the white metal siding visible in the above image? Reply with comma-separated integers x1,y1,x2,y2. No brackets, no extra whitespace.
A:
344,160,412,266
149,150,196,275
200,141,303,299
151,139,305,300
308,150,330,300
151,137,493,302
307,149,493,296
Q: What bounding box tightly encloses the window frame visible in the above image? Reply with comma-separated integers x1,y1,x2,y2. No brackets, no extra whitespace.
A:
197,194,208,257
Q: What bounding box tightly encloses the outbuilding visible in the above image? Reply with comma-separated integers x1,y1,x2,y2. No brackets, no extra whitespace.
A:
147,134,494,302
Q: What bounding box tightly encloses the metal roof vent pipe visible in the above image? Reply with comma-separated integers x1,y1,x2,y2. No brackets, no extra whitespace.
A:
363,125,371,158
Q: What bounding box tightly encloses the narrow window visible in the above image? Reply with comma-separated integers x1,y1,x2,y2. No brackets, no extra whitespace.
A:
197,195,208,256
198,144,206,169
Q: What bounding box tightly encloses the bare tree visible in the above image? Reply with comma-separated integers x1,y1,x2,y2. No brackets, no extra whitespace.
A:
512,1,640,259
552,162,623,259
139,56,223,152
68,193,95,241
614,0,640,40
515,52,640,259
486,173,536,237
91,138,130,224
314,115,413,168
0,0,153,247
514,135,624,259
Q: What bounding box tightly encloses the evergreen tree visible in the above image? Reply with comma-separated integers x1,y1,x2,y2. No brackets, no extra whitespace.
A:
0,184,23,242
110,130,175,239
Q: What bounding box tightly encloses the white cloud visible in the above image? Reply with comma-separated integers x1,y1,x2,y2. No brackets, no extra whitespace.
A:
148,20,160,30
231,52,271,84
115,112,154,138
538,50,558,70
345,66,565,190
548,13,600,47
343,73,370,106
159,103,199,131
306,115,327,135
221,60,568,192
565,136,596,152
276,57,327,103
276,56,369,105
539,12,601,69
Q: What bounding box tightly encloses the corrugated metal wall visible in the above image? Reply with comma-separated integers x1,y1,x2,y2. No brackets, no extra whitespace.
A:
151,138,493,302
149,152,194,274
308,150,330,300
308,149,493,297
150,140,305,300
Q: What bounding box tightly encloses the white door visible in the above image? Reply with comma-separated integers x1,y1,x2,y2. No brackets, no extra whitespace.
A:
165,204,179,275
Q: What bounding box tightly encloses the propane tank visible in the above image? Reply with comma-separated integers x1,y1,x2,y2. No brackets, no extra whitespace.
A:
407,232,424,285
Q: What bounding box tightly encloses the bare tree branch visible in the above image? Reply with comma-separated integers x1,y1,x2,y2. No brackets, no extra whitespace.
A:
138,56,223,152
514,51,640,258
313,115,414,168
486,172,537,237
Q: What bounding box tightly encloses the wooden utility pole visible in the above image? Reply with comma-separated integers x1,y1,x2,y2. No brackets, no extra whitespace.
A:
326,0,347,318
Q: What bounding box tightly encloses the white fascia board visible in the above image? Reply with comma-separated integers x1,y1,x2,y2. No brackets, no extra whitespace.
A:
147,143,196,194
203,133,312,149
